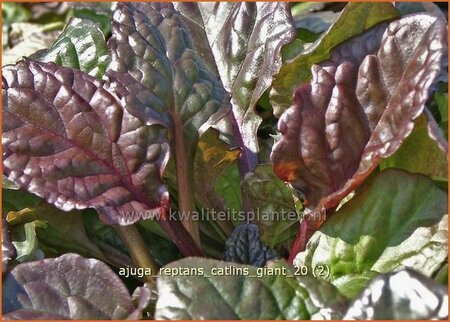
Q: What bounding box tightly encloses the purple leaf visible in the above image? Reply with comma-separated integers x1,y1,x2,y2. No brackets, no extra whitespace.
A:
107,3,228,154
175,2,296,174
2,253,148,320
106,2,229,246
271,13,447,213
128,283,153,320
270,3,400,117
3,2,237,255
424,108,448,153
2,60,169,226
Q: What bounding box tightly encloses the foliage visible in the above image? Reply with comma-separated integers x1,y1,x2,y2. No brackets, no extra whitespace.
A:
1,2,448,320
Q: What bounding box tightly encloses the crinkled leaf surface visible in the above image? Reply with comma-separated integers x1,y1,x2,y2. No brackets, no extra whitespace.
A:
106,3,229,245
107,2,228,160
270,2,400,116
344,269,448,319
2,2,232,256
294,169,448,298
2,60,169,226
31,17,110,79
271,13,447,211
243,164,299,247
380,114,447,181
223,223,280,267
2,253,147,320
155,258,347,320
270,2,398,115
175,2,296,171
106,2,229,251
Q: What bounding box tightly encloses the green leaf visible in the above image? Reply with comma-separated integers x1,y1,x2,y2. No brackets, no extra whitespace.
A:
136,224,183,267
2,189,42,215
380,114,448,181
296,28,322,43
31,17,110,78
295,169,448,298
344,269,448,319
430,82,449,140
161,128,239,244
194,129,241,239
243,164,299,247
6,204,108,264
82,210,128,254
214,163,244,217
331,271,379,300
82,210,182,268
434,263,448,285
71,7,112,36
155,258,347,319
2,175,19,190
9,221,42,263
2,3,30,26
270,2,400,116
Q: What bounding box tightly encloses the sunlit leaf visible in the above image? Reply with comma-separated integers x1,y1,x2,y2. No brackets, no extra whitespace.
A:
32,17,110,79
380,114,447,181
271,2,400,116
156,258,347,319
344,269,448,319
271,13,447,213
294,169,448,298
176,2,296,172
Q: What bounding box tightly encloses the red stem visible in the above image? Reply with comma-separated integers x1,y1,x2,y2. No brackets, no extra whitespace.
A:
288,208,329,263
157,195,203,256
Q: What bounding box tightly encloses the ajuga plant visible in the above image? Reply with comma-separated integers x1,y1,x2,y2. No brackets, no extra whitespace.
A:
2,2,448,320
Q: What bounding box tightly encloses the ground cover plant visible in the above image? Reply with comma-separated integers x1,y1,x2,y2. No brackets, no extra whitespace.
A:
1,1,448,320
